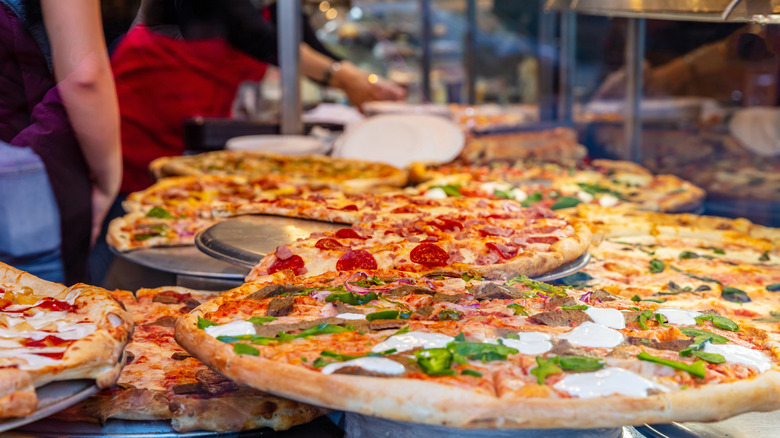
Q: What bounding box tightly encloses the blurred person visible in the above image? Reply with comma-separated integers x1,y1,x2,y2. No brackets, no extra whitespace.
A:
89,0,403,285
114,0,404,195
0,0,121,284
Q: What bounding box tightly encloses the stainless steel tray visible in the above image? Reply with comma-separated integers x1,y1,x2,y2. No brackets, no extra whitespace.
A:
110,245,248,280
637,410,780,438
534,251,590,282
195,215,350,269
0,379,98,433
8,415,343,437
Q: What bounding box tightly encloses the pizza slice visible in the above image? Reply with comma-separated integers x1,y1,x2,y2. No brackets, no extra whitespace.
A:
55,286,326,432
0,262,133,418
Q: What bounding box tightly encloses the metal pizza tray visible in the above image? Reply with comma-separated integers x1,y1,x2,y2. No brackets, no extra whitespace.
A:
110,245,248,280
7,415,343,438
637,409,780,438
195,215,348,269
0,379,98,433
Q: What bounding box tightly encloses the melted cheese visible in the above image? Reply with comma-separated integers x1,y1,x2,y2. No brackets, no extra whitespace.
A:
423,188,448,199
585,307,625,329
491,332,552,355
0,323,96,341
336,313,366,320
559,322,624,348
553,367,667,398
204,320,256,338
703,343,771,372
656,308,702,326
320,357,405,375
371,331,453,353
0,347,67,370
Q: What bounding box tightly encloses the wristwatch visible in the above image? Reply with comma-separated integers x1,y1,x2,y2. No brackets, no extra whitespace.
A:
322,61,342,86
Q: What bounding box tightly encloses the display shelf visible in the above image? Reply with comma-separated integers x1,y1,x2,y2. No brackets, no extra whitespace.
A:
545,0,780,23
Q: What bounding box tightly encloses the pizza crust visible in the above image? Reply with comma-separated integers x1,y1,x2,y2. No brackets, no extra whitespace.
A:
0,368,37,418
176,308,780,429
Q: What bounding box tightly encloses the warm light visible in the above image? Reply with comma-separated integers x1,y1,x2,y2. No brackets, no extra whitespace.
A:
319,1,330,12
325,8,338,19
367,74,378,84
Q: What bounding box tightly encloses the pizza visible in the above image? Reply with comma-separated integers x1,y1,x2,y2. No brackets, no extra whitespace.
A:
246,197,591,280
458,128,587,164
56,287,325,432
408,158,705,213
148,151,408,193
0,262,133,418
175,269,780,429
565,205,780,339
109,178,592,284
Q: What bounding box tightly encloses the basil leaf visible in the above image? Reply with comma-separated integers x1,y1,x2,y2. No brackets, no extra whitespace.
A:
494,189,514,200
557,272,595,287
530,356,562,385
694,314,739,332
461,369,483,378
325,291,378,305
649,259,665,273
679,251,700,260
146,206,174,219
767,283,780,292
505,275,568,297
296,323,353,338
698,246,725,255
366,310,400,321
754,311,780,323
319,348,397,362
431,184,462,197
233,343,260,356
720,286,751,304
759,250,770,262
414,348,455,376
561,304,588,311
631,295,666,303
507,303,529,316
576,183,624,199
557,356,604,371
197,316,219,330
691,351,726,364
678,327,729,343
446,341,518,362
670,267,722,285
637,352,706,378
551,196,581,210
312,357,332,368
520,192,543,207
247,316,277,325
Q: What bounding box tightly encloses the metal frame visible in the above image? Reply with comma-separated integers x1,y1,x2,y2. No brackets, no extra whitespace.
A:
464,0,477,104
624,18,646,162
420,0,433,102
278,0,303,135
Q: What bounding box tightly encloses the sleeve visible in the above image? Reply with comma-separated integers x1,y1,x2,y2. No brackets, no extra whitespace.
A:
219,0,279,64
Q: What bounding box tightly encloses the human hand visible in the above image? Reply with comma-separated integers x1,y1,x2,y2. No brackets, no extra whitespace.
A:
333,62,407,110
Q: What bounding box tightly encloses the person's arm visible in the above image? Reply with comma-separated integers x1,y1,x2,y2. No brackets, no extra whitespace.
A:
41,0,121,244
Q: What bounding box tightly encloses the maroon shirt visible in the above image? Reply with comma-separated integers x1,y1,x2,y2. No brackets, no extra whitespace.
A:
0,3,92,284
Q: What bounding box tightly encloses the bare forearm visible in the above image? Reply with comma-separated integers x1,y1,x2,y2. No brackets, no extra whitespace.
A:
42,0,121,196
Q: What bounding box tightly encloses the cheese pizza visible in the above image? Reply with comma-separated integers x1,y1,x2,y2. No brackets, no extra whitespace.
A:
0,263,133,418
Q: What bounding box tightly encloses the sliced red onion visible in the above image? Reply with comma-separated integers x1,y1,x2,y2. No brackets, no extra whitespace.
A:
343,272,391,295
424,279,436,290
311,289,334,301
579,291,593,303
394,279,415,285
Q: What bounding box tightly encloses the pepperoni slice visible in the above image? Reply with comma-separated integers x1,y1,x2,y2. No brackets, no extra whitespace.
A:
268,255,306,275
24,335,71,348
430,218,464,232
531,226,559,234
527,235,559,245
486,242,520,260
339,204,358,211
391,205,418,214
335,229,367,239
410,243,449,266
35,299,72,311
478,225,514,237
34,351,65,359
315,238,348,251
336,250,378,271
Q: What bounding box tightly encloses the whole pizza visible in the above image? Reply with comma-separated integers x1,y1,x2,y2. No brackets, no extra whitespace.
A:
0,262,133,418
175,269,780,429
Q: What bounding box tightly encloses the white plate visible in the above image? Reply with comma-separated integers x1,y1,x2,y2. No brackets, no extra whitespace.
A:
332,114,464,168
225,135,328,155
362,101,452,118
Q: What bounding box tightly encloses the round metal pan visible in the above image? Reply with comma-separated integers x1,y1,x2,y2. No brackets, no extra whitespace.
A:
0,379,98,433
